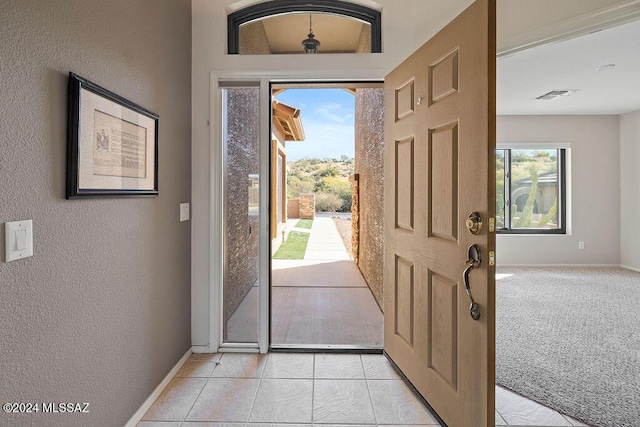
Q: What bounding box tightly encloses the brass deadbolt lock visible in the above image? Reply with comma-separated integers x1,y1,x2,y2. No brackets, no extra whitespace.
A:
465,212,482,235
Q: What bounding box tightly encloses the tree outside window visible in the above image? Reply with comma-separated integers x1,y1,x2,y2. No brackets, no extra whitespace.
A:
497,148,566,234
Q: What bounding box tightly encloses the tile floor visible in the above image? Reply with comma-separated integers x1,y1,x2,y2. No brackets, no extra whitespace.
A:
138,353,590,427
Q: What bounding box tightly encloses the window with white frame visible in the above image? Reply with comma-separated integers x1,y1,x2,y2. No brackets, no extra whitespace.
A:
496,146,567,234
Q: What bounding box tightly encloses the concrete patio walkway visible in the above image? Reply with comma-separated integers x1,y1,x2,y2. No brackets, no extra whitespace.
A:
271,216,383,347
228,216,383,347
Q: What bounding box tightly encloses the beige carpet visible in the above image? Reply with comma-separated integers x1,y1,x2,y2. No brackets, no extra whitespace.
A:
496,266,640,427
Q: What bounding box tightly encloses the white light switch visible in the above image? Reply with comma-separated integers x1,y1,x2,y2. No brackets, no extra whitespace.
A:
180,203,190,222
5,220,33,262
15,229,27,250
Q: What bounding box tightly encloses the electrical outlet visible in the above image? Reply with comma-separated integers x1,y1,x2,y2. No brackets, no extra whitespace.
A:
180,203,190,222
578,241,585,250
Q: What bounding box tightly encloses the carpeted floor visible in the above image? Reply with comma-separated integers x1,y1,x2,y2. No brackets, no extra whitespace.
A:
496,267,640,427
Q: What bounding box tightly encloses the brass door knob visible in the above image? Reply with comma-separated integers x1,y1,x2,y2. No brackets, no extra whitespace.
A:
466,212,482,234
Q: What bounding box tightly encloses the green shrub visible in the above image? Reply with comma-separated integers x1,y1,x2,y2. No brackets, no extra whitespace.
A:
315,192,343,212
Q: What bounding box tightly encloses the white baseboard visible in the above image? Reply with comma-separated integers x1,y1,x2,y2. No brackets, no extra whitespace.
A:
620,264,640,273
124,347,193,427
191,345,211,354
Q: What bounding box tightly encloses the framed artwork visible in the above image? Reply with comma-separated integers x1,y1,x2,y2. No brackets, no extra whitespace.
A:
66,72,158,198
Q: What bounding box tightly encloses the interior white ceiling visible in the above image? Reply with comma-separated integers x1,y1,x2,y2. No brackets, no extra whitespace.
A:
498,18,640,115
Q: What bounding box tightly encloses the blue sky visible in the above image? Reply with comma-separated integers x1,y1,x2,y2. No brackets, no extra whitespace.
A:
274,89,355,161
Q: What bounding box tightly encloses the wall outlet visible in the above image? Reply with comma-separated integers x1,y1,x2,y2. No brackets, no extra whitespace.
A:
180,203,190,222
578,241,585,250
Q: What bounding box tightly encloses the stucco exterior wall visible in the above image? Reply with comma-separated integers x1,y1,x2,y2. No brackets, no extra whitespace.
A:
239,21,272,54
224,89,260,327
354,88,385,309
0,1,192,426
355,24,372,53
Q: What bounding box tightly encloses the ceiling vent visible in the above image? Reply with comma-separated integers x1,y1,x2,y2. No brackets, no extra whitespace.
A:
535,90,580,100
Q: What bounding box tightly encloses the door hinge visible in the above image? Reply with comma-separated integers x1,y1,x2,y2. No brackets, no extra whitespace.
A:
489,217,495,233
488,251,495,266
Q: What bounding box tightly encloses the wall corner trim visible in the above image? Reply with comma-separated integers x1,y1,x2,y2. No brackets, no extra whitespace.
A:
123,347,193,427
620,264,640,273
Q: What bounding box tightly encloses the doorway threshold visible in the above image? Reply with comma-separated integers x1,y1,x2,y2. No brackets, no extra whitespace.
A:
270,344,383,354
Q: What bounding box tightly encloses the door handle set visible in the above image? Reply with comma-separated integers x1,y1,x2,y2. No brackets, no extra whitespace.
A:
463,244,482,320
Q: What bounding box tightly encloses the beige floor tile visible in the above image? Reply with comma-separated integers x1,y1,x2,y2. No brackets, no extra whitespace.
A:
564,415,591,426
495,387,572,426
313,379,376,424
137,422,182,427
314,425,376,427
185,378,260,422
262,353,314,378
314,354,365,379
181,423,245,426
495,409,508,425
182,421,245,427
367,380,439,425
246,425,311,427
361,354,401,380
176,361,216,378
190,353,222,362
249,379,313,423
210,353,266,378
141,377,206,421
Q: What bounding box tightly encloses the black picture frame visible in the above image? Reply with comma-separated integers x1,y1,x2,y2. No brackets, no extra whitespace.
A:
66,72,159,198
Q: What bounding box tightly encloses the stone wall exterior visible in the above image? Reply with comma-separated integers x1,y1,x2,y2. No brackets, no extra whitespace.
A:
299,193,315,219
355,88,385,310
224,89,260,328
350,174,360,263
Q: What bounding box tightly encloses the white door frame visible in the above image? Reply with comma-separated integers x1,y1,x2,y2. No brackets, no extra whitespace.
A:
211,73,271,353
209,71,386,353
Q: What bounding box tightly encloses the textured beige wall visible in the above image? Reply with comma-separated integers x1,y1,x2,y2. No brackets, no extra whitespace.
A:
354,88,385,309
0,1,191,426
620,110,640,271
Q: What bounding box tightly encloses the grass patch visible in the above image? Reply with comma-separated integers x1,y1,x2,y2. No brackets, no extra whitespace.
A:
273,231,310,260
295,219,313,229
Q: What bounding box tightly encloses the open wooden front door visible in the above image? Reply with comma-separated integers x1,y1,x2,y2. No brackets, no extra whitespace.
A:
383,0,496,426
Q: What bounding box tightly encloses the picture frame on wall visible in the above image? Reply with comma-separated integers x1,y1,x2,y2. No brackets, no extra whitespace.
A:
66,72,159,198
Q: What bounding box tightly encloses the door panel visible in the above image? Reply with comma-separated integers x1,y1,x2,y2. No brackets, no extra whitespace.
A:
222,86,260,345
384,0,496,426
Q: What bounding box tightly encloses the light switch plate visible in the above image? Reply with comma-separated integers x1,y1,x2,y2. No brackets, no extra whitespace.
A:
180,203,190,222
5,219,33,262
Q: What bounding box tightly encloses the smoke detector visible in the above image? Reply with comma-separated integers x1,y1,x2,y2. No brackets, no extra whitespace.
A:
535,90,580,100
